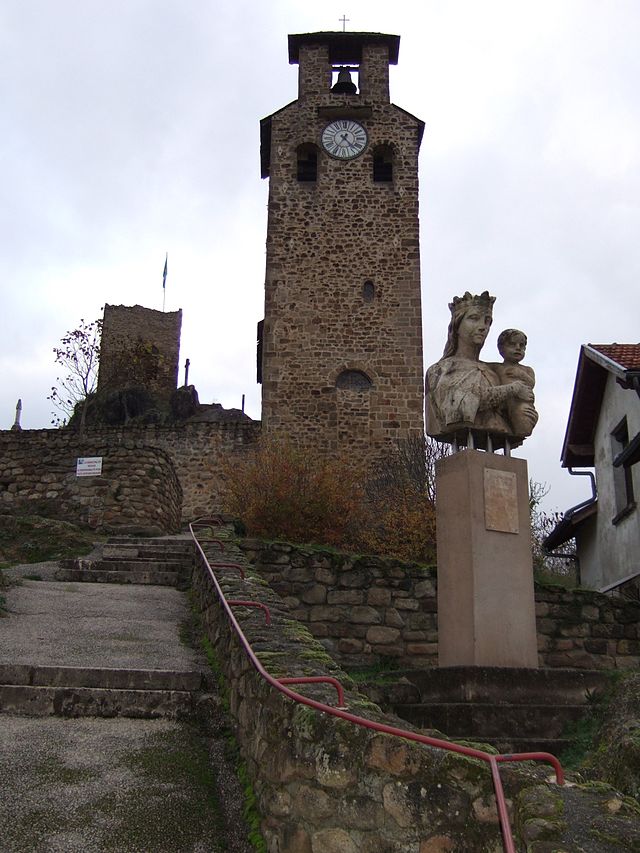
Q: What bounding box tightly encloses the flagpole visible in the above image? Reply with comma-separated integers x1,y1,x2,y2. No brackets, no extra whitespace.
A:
162,253,168,312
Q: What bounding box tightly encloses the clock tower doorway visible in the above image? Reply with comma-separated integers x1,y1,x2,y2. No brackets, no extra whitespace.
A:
259,31,424,470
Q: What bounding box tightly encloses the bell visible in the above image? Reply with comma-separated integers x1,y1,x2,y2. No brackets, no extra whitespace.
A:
332,67,357,95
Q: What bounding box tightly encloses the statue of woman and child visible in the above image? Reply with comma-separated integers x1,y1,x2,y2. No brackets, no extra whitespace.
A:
425,291,538,450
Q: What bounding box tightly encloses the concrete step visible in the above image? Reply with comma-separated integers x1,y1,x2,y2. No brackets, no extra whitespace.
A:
0,664,202,691
449,735,575,755
74,558,189,572
388,666,611,705
357,666,610,757
55,568,186,587
0,684,195,718
101,546,194,560
58,535,196,587
0,665,204,718
395,702,588,739
106,537,194,551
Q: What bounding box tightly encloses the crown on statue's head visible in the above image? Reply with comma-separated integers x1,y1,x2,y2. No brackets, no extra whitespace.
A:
448,291,496,319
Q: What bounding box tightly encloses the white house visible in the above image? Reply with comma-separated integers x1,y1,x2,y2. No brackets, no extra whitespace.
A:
544,344,640,591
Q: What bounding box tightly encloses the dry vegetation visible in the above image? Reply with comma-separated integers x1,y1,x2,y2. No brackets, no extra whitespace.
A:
220,434,442,564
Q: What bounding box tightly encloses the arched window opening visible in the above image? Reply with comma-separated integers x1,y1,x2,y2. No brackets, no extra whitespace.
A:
373,145,393,183
297,144,318,182
336,369,373,391
363,280,375,302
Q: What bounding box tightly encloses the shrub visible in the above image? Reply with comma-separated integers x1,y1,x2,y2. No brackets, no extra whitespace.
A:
360,433,441,564
221,434,439,564
220,437,366,549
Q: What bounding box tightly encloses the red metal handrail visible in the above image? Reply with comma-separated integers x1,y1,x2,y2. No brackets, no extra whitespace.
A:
196,538,226,550
208,561,246,580
278,676,346,708
189,520,564,853
227,600,272,626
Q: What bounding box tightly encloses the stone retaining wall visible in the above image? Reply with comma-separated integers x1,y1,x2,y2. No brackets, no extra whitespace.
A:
238,539,437,669
238,540,640,671
0,430,181,533
0,421,259,523
191,536,521,853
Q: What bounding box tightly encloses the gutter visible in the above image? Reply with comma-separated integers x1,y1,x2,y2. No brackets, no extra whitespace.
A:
542,469,598,584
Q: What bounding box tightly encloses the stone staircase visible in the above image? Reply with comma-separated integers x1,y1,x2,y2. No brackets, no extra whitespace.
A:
2,535,205,720
0,663,203,719
360,665,612,754
57,536,195,589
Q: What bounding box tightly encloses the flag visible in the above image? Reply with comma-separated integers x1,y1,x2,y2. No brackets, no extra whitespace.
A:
162,254,168,290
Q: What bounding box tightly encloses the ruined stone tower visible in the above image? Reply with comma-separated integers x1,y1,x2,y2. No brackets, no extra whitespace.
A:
97,304,182,397
259,32,424,467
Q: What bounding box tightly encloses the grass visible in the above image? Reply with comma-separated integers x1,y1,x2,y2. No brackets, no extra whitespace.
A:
559,671,623,771
343,657,402,685
201,635,267,852
0,513,97,565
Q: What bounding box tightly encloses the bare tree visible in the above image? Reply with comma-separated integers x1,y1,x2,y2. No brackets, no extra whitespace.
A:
48,318,102,430
529,479,577,579
366,432,451,504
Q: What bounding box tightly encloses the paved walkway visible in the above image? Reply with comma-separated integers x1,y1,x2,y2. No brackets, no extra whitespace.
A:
1,577,197,670
0,564,251,853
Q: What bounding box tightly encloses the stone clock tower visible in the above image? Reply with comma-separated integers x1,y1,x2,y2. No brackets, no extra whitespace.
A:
259,31,424,468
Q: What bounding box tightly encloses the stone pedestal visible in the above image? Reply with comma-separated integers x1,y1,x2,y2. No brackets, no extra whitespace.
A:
436,450,538,668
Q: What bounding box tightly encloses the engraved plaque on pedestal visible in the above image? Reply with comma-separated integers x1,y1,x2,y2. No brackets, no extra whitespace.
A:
484,469,519,534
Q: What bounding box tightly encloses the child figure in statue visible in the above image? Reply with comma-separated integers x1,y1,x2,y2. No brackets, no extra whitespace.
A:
494,329,538,438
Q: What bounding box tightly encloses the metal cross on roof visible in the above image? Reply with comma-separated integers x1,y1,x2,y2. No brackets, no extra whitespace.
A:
339,14,349,32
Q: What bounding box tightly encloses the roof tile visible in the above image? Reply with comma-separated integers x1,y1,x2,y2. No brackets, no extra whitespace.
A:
589,343,640,371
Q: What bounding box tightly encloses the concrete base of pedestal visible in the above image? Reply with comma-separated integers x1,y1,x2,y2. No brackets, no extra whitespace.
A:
436,450,538,669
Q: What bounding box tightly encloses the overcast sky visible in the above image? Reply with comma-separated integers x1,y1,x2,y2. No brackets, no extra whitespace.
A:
2,0,638,513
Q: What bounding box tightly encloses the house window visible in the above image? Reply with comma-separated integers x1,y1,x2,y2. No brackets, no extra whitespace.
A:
297,144,318,182
373,145,393,183
362,280,375,302
611,417,636,524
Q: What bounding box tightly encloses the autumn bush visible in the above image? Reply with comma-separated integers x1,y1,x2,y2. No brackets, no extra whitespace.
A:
359,433,444,564
220,437,367,549
221,433,441,564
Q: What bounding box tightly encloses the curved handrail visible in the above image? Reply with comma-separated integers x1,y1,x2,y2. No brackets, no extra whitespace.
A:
209,561,246,580
189,519,564,853
278,676,346,708
227,600,272,626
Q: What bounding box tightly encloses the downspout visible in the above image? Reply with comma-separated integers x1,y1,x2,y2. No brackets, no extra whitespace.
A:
566,467,597,514
543,469,598,586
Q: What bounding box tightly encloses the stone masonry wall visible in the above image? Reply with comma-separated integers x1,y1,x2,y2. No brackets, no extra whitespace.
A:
147,421,260,519
0,421,260,526
97,304,182,396
0,430,181,533
238,540,640,671
191,534,519,853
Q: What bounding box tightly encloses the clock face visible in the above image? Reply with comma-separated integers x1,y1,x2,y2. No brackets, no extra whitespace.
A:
321,119,368,160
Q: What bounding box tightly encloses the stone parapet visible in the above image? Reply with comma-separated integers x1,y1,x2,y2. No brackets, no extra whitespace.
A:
191,537,513,852
238,539,640,671
238,540,437,668
0,429,181,533
0,421,260,524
